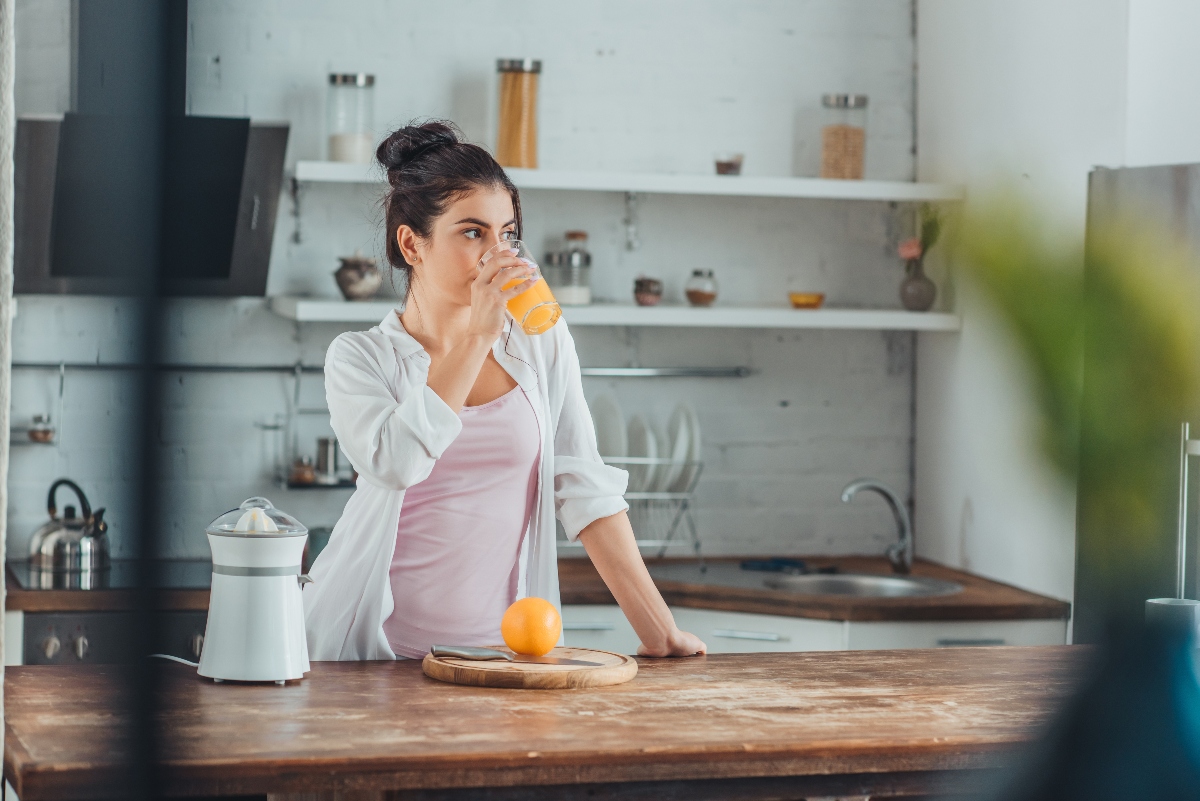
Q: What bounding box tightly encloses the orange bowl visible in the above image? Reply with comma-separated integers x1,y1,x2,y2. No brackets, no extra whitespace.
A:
788,292,826,310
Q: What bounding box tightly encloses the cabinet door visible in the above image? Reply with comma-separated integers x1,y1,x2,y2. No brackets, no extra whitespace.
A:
4,611,24,666
669,607,845,653
845,619,1069,650
561,605,643,654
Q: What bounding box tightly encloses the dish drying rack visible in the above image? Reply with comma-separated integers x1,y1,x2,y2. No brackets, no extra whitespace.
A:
558,456,703,560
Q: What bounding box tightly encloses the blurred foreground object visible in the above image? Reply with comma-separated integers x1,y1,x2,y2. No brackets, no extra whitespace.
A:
959,194,1200,635
958,189,1200,799
989,628,1200,800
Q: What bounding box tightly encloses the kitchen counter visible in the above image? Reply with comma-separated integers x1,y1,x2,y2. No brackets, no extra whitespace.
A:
561,556,1071,621
3,646,1085,800
5,556,1071,621
5,561,211,612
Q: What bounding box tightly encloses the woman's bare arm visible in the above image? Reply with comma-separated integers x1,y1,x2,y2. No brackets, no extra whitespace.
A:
577,511,706,657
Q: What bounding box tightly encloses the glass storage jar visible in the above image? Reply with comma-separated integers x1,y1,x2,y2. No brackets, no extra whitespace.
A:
327,73,376,163
496,59,541,168
685,270,718,307
550,231,592,305
820,94,867,180
28,414,55,443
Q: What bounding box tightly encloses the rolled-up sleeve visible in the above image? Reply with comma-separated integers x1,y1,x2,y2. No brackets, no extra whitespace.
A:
552,330,629,540
326,335,462,491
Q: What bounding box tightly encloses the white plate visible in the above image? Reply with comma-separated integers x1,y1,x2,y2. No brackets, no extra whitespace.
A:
658,404,691,493
590,393,627,459
626,414,658,492
671,402,702,492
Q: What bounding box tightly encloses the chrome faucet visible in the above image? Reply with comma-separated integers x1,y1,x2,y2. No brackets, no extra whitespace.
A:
841,478,913,574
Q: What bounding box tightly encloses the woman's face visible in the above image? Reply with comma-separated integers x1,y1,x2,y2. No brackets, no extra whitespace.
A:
398,186,517,307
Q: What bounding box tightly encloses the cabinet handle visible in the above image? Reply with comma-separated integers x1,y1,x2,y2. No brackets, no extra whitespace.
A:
563,623,615,631
711,629,786,642
937,638,1006,647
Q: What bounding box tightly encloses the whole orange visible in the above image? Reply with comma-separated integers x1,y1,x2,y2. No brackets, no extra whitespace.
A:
500,597,561,656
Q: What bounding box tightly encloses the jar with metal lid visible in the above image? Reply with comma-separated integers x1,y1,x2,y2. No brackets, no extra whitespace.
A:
327,73,376,163
820,94,867,180
28,413,55,443
685,270,718,307
545,231,592,306
496,59,541,168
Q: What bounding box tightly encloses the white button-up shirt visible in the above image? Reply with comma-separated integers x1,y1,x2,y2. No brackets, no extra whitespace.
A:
303,310,629,661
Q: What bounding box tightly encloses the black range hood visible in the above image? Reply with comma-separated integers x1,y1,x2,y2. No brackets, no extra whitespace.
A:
13,0,288,297
15,115,288,296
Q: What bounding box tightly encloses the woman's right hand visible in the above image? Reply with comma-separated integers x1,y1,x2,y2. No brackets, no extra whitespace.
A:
637,628,708,658
469,246,537,338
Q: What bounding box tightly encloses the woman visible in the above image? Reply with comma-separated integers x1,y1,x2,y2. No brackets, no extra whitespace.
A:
304,121,706,660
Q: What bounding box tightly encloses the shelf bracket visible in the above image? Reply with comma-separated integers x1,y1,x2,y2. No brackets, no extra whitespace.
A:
623,192,640,251
289,176,305,245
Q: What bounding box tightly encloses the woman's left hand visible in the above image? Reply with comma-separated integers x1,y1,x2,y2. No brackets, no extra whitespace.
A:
637,628,707,658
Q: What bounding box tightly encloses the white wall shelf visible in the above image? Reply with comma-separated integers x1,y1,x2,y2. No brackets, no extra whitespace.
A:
292,161,964,203
269,297,960,331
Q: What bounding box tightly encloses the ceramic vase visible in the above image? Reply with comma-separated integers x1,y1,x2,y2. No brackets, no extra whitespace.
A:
900,258,937,312
335,256,383,301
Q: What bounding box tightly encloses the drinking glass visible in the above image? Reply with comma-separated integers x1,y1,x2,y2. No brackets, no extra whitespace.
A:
479,239,561,335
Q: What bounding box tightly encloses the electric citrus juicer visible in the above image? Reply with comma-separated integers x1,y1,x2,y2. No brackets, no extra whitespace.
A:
198,497,311,684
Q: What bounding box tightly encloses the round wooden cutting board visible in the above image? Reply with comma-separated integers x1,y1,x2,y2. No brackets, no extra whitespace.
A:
422,646,637,689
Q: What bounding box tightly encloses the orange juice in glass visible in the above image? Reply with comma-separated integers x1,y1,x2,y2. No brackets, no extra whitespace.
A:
480,240,561,335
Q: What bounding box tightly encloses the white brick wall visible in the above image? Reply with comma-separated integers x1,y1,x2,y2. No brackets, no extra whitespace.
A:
8,298,912,560
9,0,920,561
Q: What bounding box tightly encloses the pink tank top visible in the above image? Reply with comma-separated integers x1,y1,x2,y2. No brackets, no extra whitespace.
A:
383,385,541,659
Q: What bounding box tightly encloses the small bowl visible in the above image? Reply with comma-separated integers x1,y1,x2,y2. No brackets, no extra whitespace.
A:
634,277,664,307
714,153,744,176
789,292,826,310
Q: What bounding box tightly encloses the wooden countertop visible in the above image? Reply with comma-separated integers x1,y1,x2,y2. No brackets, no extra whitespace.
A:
6,556,1070,622
4,647,1084,800
561,556,1072,621
4,565,210,612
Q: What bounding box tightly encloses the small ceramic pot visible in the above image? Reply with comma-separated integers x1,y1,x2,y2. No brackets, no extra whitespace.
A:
335,256,383,301
634,277,664,306
900,259,937,312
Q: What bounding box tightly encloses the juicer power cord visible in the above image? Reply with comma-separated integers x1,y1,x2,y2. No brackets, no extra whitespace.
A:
147,653,200,667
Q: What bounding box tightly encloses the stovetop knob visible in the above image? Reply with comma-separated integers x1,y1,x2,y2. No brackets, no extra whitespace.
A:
42,634,61,661
190,633,205,660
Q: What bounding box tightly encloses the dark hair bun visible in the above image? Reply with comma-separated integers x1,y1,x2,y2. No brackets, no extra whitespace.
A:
376,118,521,281
376,120,461,173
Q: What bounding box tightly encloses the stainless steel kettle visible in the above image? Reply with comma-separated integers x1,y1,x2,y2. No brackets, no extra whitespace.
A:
28,479,110,577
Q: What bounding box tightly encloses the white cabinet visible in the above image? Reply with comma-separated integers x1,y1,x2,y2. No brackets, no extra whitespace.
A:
5,610,24,666
845,619,1068,650
669,607,845,653
563,604,1069,655
561,605,643,654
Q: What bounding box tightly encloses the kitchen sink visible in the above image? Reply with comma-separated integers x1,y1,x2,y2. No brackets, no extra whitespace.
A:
646,563,963,598
762,573,962,598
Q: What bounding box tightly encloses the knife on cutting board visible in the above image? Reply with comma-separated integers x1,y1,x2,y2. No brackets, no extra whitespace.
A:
431,645,602,667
